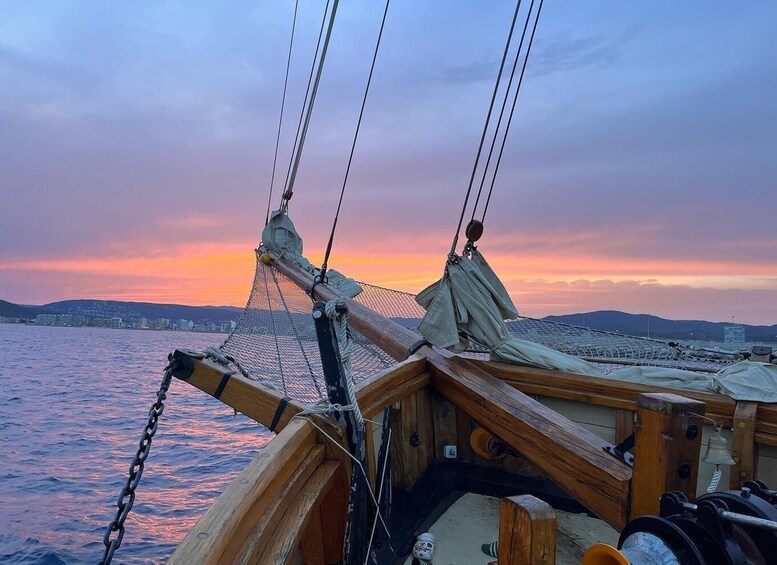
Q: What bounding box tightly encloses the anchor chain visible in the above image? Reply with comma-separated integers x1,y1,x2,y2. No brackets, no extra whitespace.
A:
100,359,177,564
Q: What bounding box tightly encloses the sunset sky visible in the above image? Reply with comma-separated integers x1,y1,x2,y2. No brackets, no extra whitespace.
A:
1,1,776,324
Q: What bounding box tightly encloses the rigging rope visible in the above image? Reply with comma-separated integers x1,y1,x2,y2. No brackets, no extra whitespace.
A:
449,0,524,257
481,0,545,224
280,0,332,211
281,0,340,213
448,0,545,253
265,0,300,225
320,0,391,277
469,0,537,228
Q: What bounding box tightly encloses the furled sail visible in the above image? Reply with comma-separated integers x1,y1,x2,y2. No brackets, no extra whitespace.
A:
262,210,363,298
416,248,601,375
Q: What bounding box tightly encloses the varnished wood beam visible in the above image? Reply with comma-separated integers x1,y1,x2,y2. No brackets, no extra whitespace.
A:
498,495,556,565
428,352,633,529
172,352,303,432
355,354,428,417
730,401,758,489
272,255,419,361
630,393,705,520
472,359,737,428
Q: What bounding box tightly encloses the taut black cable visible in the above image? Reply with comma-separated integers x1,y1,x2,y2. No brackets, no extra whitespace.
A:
320,0,392,276
265,0,299,225
449,0,524,257
468,0,536,227
279,0,333,211
481,0,545,224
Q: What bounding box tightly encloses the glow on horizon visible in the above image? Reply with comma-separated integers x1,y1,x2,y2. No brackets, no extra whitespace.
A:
2,235,776,325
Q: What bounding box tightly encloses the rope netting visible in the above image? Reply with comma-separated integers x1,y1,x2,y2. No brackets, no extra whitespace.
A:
218,252,395,404
218,255,739,405
353,281,739,373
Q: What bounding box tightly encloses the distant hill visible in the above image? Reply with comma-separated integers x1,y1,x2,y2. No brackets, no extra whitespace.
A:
0,299,47,319
544,310,777,343
0,298,242,323
3,298,775,343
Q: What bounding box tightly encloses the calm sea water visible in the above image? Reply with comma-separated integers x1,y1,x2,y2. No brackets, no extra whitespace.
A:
0,325,273,564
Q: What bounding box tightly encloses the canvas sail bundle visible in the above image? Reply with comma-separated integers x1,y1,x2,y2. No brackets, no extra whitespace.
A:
262,210,363,298
415,248,601,375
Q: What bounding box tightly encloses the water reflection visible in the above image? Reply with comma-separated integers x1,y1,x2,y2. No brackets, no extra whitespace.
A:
0,325,273,564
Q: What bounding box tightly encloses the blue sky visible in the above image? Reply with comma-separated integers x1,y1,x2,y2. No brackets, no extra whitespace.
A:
1,1,776,324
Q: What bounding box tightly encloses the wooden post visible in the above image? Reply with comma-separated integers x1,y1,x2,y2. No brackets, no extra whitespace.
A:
730,401,758,489
615,409,635,443
630,393,706,520
498,495,556,565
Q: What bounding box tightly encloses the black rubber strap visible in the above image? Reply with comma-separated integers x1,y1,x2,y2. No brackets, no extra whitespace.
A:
408,339,431,356
213,372,235,399
270,396,292,432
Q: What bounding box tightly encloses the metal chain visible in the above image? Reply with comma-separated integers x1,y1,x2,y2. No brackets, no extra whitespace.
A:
100,360,176,564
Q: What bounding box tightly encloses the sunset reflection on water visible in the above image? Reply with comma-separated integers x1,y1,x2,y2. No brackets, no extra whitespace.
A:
0,325,273,564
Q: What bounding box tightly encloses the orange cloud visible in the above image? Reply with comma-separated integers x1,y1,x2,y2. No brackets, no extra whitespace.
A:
1,233,775,324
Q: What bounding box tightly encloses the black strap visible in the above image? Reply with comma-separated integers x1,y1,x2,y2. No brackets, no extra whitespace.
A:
270,396,292,432
408,339,431,356
213,372,235,400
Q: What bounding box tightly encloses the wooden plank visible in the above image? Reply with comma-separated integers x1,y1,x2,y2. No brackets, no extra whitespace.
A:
387,387,435,489
357,355,429,417
169,419,315,565
175,354,303,431
472,359,737,426
730,401,758,489
431,389,458,460
298,506,325,565
255,461,341,565
754,403,777,424
237,445,327,563
615,409,635,443
755,433,777,448
415,385,435,476
455,407,476,463
429,352,632,529
498,495,556,565
320,464,349,563
630,393,705,520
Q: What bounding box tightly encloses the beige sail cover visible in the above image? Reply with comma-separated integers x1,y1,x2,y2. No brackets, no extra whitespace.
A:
262,209,362,298
416,249,600,375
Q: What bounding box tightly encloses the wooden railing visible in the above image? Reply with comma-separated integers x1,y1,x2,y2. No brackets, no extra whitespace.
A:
473,359,775,489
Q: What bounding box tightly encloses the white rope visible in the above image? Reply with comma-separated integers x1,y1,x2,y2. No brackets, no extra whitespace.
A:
202,346,280,392
290,413,393,542
325,298,364,426
297,401,357,417
707,466,723,493
364,426,392,565
203,346,230,365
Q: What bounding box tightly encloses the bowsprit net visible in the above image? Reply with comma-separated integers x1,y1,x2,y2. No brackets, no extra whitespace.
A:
217,251,395,404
